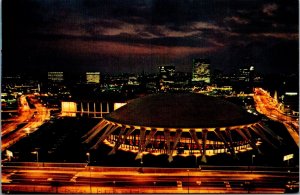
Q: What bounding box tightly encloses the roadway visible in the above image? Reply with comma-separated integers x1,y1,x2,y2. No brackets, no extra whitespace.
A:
253,88,299,146
1,95,51,152
2,164,298,194
1,96,31,136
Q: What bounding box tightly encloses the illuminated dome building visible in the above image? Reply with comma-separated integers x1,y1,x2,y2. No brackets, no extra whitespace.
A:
83,93,280,163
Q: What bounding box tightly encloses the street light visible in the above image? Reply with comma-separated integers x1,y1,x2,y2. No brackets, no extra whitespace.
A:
250,155,255,173
32,151,39,162
113,180,116,193
252,154,255,165
153,181,156,193
86,152,90,164
90,167,93,193
187,169,190,194
139,154,144,173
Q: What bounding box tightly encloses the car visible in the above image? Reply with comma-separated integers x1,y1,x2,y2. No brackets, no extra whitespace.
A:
177,181,182,188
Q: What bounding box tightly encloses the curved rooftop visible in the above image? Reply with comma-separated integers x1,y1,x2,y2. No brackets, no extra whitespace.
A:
104,93,259,128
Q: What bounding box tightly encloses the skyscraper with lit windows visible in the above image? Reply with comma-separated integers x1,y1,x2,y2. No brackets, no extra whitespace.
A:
192,59,210,83
48,72,64,83
237,66,254,82
158,65,175,91
86,72,100,84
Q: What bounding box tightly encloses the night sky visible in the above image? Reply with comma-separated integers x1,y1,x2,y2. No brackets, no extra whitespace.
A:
2,0,299,75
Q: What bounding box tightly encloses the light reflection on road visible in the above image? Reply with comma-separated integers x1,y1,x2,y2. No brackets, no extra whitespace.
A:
2,95,51,152
253,88,299,146
2,165,295,194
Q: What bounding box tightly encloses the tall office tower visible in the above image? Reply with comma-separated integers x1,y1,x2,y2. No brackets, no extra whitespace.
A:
48,72,64,83
249,66,254,83
238,66,254,82
158,65,175,91
86,72,100,84
192,59,210,83
158,65,175,79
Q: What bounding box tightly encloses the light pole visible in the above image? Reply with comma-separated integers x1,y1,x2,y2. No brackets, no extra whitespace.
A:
86,152,92,193
32,179,35,192
86,152,90,164
90,167,93,193
251,154,255,165
187,169,190,194
113,180,116,193
32,151,39,162
251,155,255,173
140,154,144,173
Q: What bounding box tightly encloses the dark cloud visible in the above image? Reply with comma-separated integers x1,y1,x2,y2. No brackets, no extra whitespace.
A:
224,1,298,34
2,0,298,75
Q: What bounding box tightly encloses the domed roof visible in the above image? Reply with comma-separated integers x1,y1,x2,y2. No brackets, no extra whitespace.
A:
104,93,259,128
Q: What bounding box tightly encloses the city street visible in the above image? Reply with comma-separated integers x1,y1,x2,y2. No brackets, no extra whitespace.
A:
2,96,31,136
2,95,51,152
253,88,299,146
2,164,297,194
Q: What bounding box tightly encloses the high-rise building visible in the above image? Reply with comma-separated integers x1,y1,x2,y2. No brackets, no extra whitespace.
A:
158,66,175,79
237,66,254,82
48,72,64,83
192,59,210,83
86,72,100,84
249,66,254,82
158,65,175,91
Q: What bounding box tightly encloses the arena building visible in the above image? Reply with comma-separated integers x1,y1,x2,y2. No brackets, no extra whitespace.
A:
83,93,280,163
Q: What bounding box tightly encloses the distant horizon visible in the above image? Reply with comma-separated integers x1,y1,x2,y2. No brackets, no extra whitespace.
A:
2,66,299,78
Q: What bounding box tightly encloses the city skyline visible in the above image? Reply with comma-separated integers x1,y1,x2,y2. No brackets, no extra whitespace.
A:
3,0,299,75
2,1,299,193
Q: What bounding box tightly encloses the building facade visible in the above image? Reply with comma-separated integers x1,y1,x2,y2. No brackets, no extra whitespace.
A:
237,66,254,82
192,59,210,83
86,72,100,84
48,72,64,83
158,65,175,91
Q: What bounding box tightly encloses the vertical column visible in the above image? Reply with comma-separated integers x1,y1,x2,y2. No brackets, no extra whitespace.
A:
134,133,137,148
80,102,83,116
107,102,109,113
87,102,90,116
100,102,103,118
164,129,170,156
201,129,207,163
189,137,192,155
94,102,96,117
